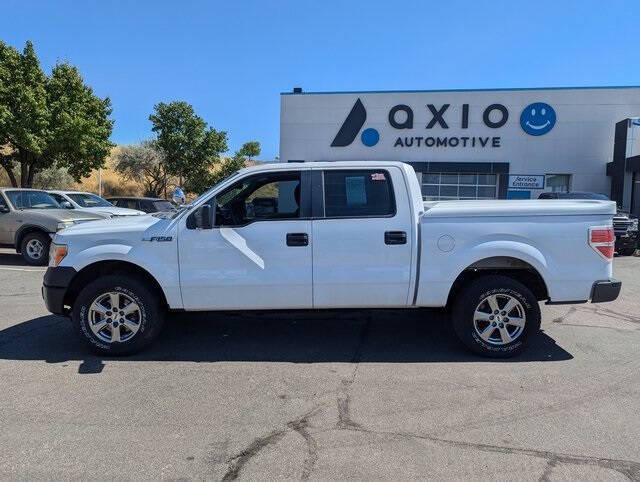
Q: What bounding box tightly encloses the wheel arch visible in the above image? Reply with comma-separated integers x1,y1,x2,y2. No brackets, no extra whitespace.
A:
63,260,169,310
446,256,549,308
15,225,51,252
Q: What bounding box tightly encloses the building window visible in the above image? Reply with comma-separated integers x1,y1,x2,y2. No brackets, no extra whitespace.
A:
421,173,498,201
546,174,571,193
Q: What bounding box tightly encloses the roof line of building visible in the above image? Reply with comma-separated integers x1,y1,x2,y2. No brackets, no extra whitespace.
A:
281,85,640,96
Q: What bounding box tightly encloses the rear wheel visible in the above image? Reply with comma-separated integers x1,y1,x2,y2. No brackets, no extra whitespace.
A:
452,275,541,358
72,275,165,355
20,231,50,266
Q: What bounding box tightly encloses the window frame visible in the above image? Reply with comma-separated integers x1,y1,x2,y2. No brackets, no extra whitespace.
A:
201,170,311,229
315,169,397,220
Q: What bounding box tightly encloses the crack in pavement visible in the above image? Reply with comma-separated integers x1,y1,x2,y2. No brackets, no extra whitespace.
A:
552,305,640,325
288,418,319,480
344,425,640,481
336,315,370,430
221,406,322,481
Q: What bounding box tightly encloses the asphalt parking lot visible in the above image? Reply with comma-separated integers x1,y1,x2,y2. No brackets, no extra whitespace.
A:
0,248,639,480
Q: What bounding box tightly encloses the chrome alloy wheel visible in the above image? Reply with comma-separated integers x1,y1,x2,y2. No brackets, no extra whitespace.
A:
89,292,141,343
473,294,526,345
25,239,44,260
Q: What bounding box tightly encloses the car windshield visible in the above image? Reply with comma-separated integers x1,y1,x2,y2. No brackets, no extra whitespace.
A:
152,200,174,211
67,193,114,207
6,190,60,209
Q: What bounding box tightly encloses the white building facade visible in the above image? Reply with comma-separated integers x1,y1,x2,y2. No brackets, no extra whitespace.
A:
280,86,640,211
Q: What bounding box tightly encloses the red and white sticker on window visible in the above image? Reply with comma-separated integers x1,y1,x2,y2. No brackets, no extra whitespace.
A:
371,173,386,181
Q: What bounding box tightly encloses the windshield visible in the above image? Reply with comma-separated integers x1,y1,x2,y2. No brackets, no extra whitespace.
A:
6,190,60,210
159,170,243,219
153,200,174,211
67,193,114,207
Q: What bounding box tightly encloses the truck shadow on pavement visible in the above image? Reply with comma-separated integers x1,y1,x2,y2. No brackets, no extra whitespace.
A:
0,251,30,267
0,309,572,373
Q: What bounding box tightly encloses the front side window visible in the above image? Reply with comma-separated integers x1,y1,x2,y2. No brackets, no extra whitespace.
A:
323,170,394,217
68,193,113,208
214,172,301,227
0,193,8,210
5,190,60,209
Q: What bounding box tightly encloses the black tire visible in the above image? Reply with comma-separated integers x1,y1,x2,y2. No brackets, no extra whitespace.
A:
617,247,636,256
452,275,541,358
71,275,166,356
20,231,51,266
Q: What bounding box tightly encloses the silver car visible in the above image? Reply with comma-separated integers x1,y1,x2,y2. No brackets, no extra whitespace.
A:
0,188,107,265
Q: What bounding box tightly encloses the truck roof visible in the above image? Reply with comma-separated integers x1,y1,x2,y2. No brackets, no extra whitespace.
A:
238,160,410,174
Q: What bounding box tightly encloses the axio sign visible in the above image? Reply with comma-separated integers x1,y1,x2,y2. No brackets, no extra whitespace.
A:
331,98,556,148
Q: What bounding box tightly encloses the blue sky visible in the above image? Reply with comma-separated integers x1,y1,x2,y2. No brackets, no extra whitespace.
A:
3,0,638,159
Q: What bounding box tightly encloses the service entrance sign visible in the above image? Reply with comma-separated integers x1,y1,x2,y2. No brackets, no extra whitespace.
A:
508,174,545,189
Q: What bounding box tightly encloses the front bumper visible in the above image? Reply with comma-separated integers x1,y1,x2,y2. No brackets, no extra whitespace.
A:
42,266,77,316
591,278,622,303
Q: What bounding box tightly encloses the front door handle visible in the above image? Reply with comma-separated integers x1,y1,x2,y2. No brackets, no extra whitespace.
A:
385,231,407,245
286,232,309,247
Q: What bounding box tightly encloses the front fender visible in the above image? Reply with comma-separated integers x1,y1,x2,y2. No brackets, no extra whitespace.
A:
62,243,183,309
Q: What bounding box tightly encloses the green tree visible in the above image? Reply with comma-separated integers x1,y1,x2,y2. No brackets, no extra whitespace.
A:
237,140,260,161
114,140,169,197
184,141,261,194
149,101,227,189
0,40,114,187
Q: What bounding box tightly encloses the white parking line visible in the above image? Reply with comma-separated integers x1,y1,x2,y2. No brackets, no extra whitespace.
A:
0,267,47,272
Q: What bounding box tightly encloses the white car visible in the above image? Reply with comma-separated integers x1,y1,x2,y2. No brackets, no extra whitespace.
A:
42,161,620,358
48,191,145,217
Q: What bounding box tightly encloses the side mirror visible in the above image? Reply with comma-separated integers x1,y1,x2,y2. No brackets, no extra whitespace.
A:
61,201,73,209
172,187,186,206
194,204,213,229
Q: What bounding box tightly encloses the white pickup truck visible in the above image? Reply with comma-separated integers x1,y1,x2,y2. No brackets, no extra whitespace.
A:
42,161,620,358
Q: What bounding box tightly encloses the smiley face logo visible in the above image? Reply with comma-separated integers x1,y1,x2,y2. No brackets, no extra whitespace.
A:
520,102,556,136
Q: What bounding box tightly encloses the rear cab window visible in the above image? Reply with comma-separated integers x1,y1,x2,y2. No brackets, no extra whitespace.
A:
322,170,395,217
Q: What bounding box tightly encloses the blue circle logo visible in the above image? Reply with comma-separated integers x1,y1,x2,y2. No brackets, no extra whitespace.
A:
520,102,556,136
361,128,379,146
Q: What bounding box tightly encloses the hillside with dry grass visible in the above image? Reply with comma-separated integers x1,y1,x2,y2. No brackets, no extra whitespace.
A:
0,146,256,198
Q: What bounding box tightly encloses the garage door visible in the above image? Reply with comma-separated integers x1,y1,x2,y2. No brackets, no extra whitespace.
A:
421,173,498,201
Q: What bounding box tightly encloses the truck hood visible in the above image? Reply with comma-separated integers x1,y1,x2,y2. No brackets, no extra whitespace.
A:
78,206,146,216
57,213,161,236
16,208,108,223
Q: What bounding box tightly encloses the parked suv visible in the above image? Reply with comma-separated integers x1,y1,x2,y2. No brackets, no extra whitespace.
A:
539,191,638,255
0,188,107,265
48,190,145,217
106,197,175,214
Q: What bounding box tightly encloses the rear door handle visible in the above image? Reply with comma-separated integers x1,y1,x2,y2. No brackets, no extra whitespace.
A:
385,231,407,245
286,232,309,246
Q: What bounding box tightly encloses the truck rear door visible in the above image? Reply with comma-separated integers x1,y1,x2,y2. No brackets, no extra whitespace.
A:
311,167,414,308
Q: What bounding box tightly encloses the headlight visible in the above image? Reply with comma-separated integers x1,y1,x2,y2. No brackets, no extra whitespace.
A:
56,221,75,231
49,243,68,267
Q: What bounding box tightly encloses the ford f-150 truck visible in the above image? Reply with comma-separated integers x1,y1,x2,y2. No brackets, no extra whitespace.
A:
42,162,621,357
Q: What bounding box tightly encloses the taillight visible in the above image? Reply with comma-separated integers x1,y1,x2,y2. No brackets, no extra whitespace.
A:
589,226,614,260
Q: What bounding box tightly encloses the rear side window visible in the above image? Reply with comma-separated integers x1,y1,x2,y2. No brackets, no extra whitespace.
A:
323,170,395,217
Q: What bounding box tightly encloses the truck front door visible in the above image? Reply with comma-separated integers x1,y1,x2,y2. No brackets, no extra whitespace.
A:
311,167,414,308
178,170,313,310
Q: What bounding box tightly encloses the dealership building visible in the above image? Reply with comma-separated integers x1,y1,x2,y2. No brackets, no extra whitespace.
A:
280,86,640,215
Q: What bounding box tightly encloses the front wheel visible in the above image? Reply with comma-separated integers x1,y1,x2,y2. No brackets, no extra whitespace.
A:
72,275,166,355
452,275,541,358
20,231,50,266
617,246,636,256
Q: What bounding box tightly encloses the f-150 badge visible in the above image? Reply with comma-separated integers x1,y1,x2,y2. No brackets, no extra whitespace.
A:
142,236,173,242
